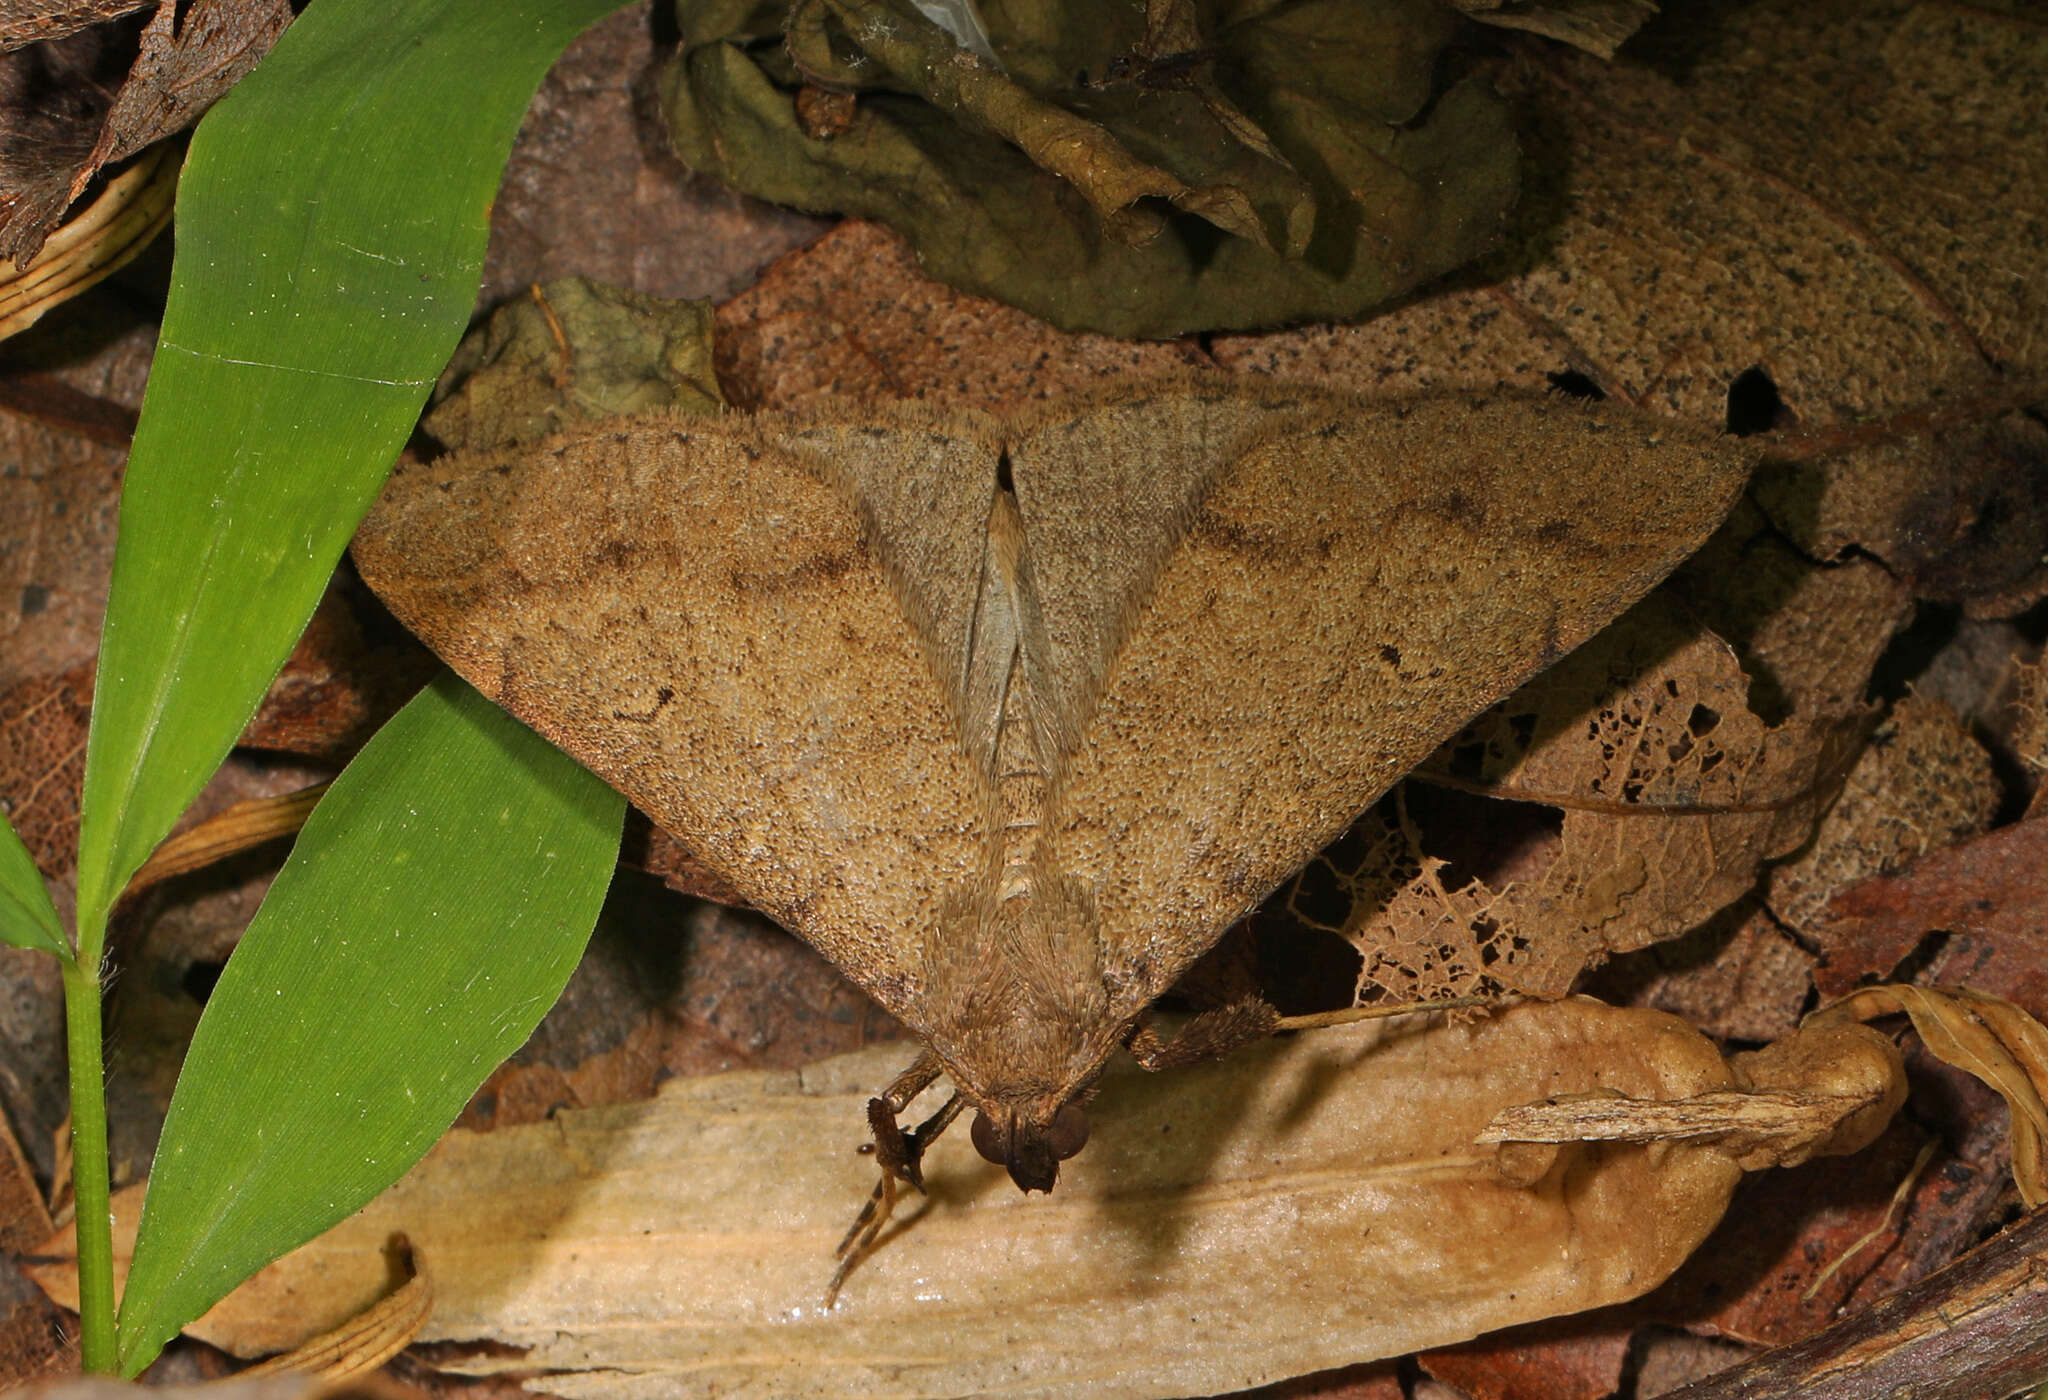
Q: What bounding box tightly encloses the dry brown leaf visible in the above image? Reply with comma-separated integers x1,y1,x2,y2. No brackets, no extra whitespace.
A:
75,0,288,200
0,141,173,342
1765,694,1999,939
2012,651,2048,810
237,584,435,763
1418,1318,1636,1400
478,8,832,311
122,784,324,898
0,0,285,269
239,1242,430,1384
712,221,1209,414
1599,903,1817,1046
1213,0,2048,608
0,1296,77,1392
1809,815,2048,1015
0,1089,53,1251
0,2,151,53
0,661,91,879
30,1001,1771,1396
1668,498,1912,722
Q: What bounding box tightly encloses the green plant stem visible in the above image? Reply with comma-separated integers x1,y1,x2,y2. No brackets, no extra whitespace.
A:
62,952,116,1373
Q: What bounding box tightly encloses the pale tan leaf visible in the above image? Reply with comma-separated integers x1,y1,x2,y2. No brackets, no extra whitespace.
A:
32,1001,1754,1397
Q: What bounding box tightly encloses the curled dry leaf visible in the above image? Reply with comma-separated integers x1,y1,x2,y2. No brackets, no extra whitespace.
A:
662,0,1519,336
0,0,288,269
1810,984,2048,1207
1477,1018,1905,1173
35,1000,1838,1397
0,141,174,342
238,1241,429,1384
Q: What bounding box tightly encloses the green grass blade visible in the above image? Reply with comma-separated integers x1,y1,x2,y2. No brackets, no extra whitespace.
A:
115,674,623,1374
0,810,69,959
73,0,630,948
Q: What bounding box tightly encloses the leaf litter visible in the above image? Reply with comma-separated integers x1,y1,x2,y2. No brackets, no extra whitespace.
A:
6,0,2048,1394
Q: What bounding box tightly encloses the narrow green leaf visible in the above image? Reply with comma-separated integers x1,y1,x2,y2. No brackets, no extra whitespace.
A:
0,808,68,959
74,0,630,945
116,674,623,1374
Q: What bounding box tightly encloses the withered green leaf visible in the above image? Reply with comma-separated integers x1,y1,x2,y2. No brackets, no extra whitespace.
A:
352,379,1750,1195
658,0,1519,337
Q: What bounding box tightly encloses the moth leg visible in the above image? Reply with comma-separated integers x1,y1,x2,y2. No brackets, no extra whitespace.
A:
1125,998,1281,1072
826,1051,962,1305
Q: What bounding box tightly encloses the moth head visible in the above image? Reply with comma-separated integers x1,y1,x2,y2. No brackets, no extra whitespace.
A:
969,1098,1091,1193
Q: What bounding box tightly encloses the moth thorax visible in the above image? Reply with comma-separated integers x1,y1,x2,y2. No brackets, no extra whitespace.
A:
992,650,1051,897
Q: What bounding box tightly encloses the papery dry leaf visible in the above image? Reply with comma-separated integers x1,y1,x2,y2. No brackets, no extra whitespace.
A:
1214,0,2048,607
1766,694,1999,938
30,1001,1766,1396
353,382,1749,1194
713,221,1209,414
1333,595,1853,1003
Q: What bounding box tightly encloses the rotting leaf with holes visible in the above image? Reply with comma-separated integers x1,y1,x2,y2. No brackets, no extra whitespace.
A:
1212,0,2048,609
1320,593,1863,1004
352,378,1752,1283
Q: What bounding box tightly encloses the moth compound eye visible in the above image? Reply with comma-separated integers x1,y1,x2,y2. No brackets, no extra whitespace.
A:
1049,1103,1090,1160
970,1109,1005,1165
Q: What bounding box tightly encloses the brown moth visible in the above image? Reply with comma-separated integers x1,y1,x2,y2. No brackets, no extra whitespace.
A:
352,379,1750,1211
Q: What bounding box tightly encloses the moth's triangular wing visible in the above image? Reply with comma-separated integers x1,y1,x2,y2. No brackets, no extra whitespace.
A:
1038,392,1754,1015
1004,380,1346,750
351,412,999,1018
769,411,1002,717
